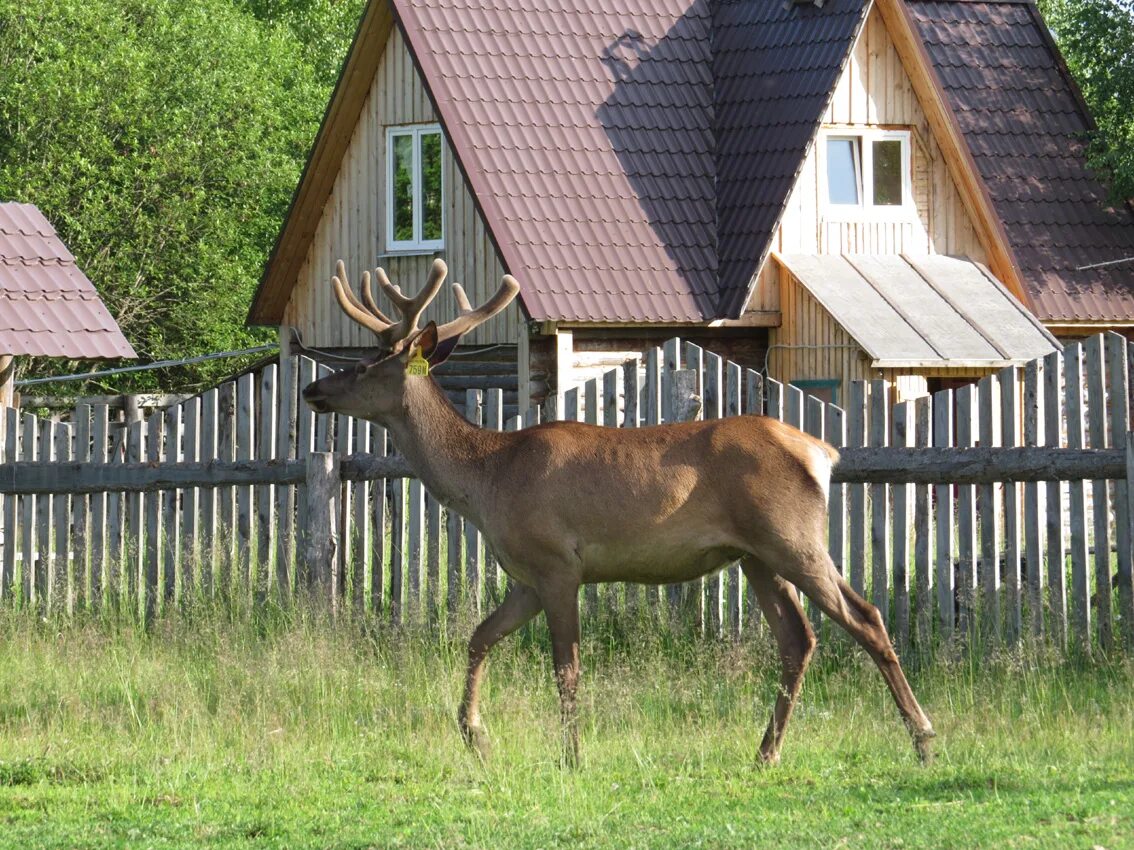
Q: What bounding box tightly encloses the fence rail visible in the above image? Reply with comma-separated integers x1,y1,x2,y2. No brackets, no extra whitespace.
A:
0,332,1132,657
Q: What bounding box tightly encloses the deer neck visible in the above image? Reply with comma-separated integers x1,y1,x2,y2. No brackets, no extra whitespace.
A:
379,377,504,524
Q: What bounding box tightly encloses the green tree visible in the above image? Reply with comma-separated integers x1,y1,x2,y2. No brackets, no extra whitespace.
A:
0,0,363,393
1038,0,1134,203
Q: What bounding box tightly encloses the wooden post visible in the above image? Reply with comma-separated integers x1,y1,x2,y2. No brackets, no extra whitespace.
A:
304,451,339,604
0,355,14,409
1125,431,1134,648
1111,334,1133,648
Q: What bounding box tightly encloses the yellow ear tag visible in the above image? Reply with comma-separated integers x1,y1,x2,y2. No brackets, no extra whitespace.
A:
406,348,430,377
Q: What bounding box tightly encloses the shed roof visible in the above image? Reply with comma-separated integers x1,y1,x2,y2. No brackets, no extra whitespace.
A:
0,203,136,360
908,0,1134,324
778,253,1060,367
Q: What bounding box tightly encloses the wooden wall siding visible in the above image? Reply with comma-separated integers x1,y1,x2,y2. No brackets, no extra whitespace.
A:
770,268,998,405
284,26,518,348
748,6,986,313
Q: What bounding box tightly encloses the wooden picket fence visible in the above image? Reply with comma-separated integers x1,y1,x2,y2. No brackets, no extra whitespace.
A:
1,332,1132,657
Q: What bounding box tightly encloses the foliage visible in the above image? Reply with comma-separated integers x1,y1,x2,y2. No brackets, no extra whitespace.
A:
0,609,1131,848
0,0,364,393
1038,0,1134,203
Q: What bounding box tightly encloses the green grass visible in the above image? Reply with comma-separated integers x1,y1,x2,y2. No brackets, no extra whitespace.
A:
0,607,1131,849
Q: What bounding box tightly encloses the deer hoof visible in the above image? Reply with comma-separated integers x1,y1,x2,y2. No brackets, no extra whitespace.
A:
913,728,936,765
459,719,491,760
757,749,781,769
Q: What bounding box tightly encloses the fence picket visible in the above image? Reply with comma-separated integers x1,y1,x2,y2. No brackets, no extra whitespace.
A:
1086,335,1111,650
144,413,163,622
704,352,724,638
848,382,867,597
956,385,977,640
372,424,388,615
978,375,1001,643
90,405,109,608
464,390,483,616
1064,343,1091,654
913,397,932,654
162,406,182,605
892,400,912,653
1023,360,1044,639
869,380,890,621
179,398,200,598
999,367,1021,644
335,415,354,614
70,405,91,611
53,422,71,614
1044,350,1067,648
257,365,278,602
199,389,219,597
1107,333,1133,648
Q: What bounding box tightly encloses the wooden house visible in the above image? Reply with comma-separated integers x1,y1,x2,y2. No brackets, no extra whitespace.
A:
248,0,1134,412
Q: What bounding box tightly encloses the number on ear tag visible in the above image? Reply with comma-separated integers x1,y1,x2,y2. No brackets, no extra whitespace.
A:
406,352,430,377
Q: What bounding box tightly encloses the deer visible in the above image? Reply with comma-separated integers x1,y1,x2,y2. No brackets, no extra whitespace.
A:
302,259,937,767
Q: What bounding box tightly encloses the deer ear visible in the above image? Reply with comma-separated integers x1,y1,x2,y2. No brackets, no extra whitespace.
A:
427,334,461,367
409,321,460,367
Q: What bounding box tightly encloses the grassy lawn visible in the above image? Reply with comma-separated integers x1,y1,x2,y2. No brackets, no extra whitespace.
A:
0,608,1130,849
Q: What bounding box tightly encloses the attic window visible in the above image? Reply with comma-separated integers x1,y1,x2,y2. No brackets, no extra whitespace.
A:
386,124,444,253
823,129,911,216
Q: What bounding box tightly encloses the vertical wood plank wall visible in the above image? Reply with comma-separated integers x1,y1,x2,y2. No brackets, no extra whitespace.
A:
750,4,988,314
284,26,517,348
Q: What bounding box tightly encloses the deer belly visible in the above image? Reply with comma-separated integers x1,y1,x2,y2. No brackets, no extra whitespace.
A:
578,537,742,585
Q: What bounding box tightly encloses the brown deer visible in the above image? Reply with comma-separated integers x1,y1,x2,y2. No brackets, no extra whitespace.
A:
302,259,936,767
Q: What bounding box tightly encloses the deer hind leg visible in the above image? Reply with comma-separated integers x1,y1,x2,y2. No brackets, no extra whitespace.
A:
741,558,816,766
790,552,936,763
537,581,582,769
458,582,542,758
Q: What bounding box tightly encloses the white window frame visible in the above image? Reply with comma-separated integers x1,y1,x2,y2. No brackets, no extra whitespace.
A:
820,127,913,222
385,123,445,254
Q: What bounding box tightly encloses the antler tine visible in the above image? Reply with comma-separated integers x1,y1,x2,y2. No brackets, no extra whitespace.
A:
373,259,447,341
358,270,394,325
331,260,392,337
435,275,521,342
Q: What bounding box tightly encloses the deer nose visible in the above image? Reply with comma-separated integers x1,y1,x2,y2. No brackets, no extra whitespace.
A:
302,383,329,413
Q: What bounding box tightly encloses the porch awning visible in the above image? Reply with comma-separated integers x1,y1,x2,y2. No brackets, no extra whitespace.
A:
774,254,1060,368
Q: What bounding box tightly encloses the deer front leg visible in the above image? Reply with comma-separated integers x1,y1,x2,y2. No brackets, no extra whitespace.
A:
458,583,542,758
538,581,582,769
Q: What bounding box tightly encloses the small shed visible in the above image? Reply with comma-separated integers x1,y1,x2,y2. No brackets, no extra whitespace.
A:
0,202,136,406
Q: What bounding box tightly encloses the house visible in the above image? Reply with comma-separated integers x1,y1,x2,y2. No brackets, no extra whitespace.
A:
0,202,136,407
247,0,1134,412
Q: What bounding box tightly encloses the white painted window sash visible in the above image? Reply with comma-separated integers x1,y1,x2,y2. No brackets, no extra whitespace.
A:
820,127,914,223
385,123,444,254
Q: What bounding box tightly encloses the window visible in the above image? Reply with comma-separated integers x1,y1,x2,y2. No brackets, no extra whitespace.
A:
823,129,911,216
386,124,444,252
790,379,840,405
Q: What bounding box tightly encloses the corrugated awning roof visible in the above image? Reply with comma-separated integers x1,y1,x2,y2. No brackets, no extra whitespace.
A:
0,202,136,360
777,253,1060,367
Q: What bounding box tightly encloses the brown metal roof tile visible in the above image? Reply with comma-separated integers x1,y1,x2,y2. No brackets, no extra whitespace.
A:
0,202,136,359
908,0,1134,323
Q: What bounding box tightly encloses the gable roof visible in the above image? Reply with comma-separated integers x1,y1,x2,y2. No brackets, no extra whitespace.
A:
0,202,136,360
907,0,1134,324
250,0,869,326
